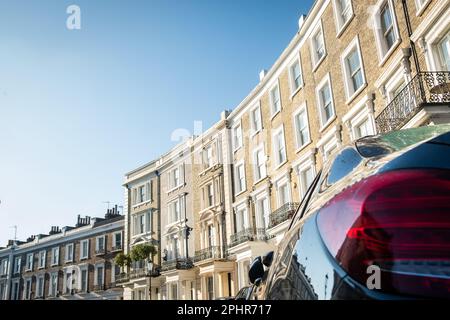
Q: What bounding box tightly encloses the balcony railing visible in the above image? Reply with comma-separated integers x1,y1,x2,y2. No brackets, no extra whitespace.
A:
115,273,130,284
93,284,105,292
376,71,450,134
193,246,227,262
229,228,254,247
111,244,122,251
95,248,106,255
268,202,300,229
161,258,194,272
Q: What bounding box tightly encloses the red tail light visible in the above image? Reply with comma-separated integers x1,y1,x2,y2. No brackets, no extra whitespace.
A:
317,169,450,298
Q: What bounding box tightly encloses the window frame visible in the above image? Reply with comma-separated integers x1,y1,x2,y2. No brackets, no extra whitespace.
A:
293,103,311,152
341,36,367,103
253,144,267,183
65,243,74,263
414,0,431,16
315,73,336,130
272,125,288,169
25,253,33,271
310,20,327,71
234,161,247,196
80,239,89,260
332,0,354,37
372,0,401,66
288,55,304,96
38,250,46,269
250,102,263,136
269,81,282,118
51,247,59,266
232,121,243,152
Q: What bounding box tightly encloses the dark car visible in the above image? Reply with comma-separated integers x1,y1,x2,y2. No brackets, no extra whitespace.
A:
248,124,450,300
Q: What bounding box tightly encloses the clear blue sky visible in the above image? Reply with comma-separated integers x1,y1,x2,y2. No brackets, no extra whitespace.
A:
0,0,313,245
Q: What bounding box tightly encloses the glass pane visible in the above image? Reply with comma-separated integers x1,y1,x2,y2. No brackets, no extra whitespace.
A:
439,33,450,71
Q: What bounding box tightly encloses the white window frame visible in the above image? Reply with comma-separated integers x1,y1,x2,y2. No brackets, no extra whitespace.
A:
65,243,74,263
232,121,243,152
315,73,336,130
234,161,247,196
49,272,59,297
112,231,123,251
203,144,214,169
250,102,263,136
414,0,431,16
272,125,287,169
293,103,311,152
132,181,152,206
168,198,182,224
434,30,450,71
10,279,19,300
38,250,46,269
310,20,327,71
297,161,316,199
342,95,377,141
288,55,303,96
13,257,21,274
332,0,354,37
80,265,89,293
0,259,8,275
269,81,282,118
254,192,271,230
25,253,33,271
317,125,342,162
234,203,249,233
94,263,105,287
253,144,267,183
51,247,59,266
341,36,367,103
275,177,292,208
36,275,45,298
23,277,32,300
96,235,106,254
372,0,401,66
80,239,89,260
205,182,214,208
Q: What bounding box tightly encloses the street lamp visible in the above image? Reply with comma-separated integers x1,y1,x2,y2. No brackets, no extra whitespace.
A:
147,260,153,300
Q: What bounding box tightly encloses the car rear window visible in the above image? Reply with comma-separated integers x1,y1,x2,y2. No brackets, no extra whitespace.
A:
356,124,450,158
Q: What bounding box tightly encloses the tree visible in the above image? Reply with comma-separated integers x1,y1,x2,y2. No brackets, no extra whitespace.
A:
130,243,157,262
114,253,132,269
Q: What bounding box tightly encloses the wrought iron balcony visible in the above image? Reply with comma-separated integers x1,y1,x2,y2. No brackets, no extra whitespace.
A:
95,248,106,255
229,228,255,247
376,71,450,134
161,258,194,272
193,246,227,262
111,244,122,251
268,202,300,229
115,273,130,284
93,284,105,292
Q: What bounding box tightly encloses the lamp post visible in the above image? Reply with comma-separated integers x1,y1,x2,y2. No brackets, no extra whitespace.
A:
147,260,153,300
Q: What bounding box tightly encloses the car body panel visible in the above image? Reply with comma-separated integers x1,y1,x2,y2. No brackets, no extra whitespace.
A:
260,125,450,300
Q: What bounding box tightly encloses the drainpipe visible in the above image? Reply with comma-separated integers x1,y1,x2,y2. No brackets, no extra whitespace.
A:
401,0,426,101
401,0,421,73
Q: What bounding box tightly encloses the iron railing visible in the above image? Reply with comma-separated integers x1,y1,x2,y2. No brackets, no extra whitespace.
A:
376,71,450,133
115,273,130,284
161,258,194,272
193,246,227,262
268,202,300,229
229,228,255,247
95,248,106,255
93,285,105,292
111,244,122,251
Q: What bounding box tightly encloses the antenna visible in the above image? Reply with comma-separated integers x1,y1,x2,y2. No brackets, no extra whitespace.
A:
11,225,17,242
102,201,111,210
